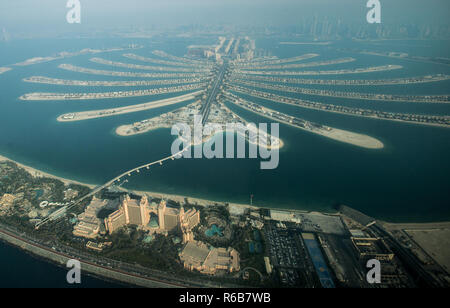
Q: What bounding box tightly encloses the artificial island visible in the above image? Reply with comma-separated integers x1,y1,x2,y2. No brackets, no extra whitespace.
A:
1,36,450,288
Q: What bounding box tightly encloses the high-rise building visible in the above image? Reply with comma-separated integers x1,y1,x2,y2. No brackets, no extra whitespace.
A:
105,195,149,234
157,199,166,230
73,197,107,238
123,194,149,226
104,207,126,234
164,207,180,231
104,195,200,237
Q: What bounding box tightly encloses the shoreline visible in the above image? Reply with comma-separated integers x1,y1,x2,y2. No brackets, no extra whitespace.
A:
0,225,185,288
227,94,384,149
0,152,284,214
2,159,450,288
235,64,403,76
57,92,202,122
19,83,207,101
1,152,449,224
0,154,96,189
0,67,12,74
229,87,450,128
116,125,285,150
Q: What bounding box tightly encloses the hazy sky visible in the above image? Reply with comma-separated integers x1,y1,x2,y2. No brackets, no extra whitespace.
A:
0,0,449,33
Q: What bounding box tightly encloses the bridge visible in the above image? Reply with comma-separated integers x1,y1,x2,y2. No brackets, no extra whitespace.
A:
35,146,191,229
36,56,231,229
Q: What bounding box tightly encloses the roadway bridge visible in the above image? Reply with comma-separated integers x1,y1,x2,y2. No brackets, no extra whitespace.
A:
36,62,229,229
35,146,191,229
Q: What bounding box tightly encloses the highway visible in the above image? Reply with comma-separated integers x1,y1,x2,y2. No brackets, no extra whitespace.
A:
1,222,237,288
201,63,227,125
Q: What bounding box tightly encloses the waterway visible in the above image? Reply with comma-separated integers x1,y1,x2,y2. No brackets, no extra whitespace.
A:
0,37,449,224
0,240,125,288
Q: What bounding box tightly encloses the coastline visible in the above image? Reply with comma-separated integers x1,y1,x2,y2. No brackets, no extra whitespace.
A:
57,93,202,122
0,154,96,189
116,125,285,149
1,154,450,287
228,95,384,149
0,152,325,219
0,67,12,74
0,152,267,212
0,225,185,288
1,152,449,224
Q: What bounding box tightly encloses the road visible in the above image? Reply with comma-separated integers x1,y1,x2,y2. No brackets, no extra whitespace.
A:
0,223,231,288
201,63,227,125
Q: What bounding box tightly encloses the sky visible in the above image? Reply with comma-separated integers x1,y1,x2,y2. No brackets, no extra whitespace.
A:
0,0,449,34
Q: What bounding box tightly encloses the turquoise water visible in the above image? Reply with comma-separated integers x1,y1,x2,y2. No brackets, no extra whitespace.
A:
0,38,449,222
205,224,223,237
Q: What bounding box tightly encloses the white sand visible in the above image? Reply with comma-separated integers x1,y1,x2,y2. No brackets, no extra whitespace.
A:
0,154,96,188
57,92,202,122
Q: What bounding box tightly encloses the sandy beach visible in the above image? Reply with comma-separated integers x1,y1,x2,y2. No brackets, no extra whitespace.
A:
0,154,96,188
0,153,261,212
117,122,285,149
319,127,384,149
57,92,202,122
229,97,383,149
2,153,449,222
0,67,12,74
129,188,259,210
0,153,296,216
115,123,172,136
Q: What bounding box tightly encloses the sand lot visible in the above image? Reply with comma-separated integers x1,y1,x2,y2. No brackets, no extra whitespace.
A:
405,228,450,274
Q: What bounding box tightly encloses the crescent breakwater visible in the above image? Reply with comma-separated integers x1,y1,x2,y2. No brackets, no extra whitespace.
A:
235,64,403,75
229,73,450,86
58,64,209,78
19,83,208,101
23,76,209,87
57,91,204,122
227,85,450,127
89,57,211,73
230,79,450,103
223,92,383,149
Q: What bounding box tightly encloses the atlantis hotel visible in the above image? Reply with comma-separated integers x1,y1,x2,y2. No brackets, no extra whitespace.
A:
104,195,200,241
73,195,240,275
